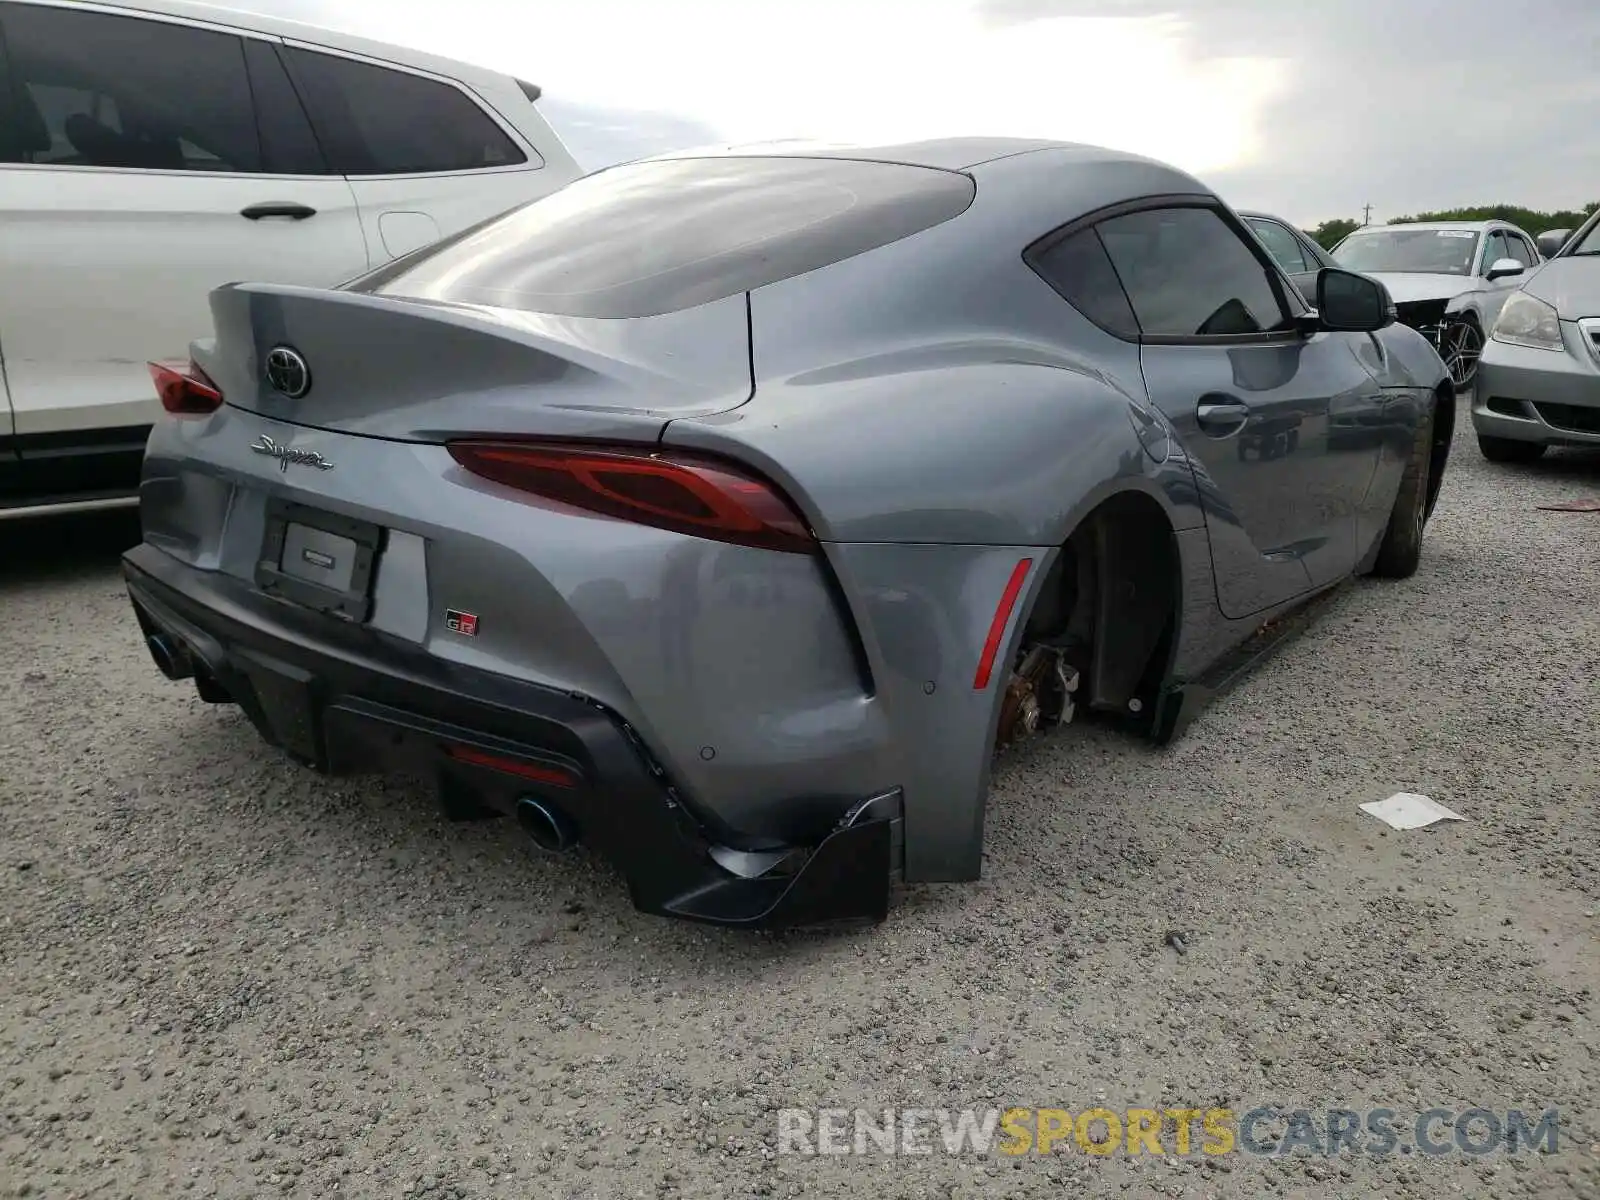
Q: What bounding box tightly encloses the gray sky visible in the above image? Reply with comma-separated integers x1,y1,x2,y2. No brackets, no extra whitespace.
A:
984,0,1600,226
239,0,1599,228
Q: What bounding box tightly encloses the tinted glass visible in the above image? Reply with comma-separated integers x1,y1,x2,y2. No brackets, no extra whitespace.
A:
1299,231,1336,270
1504,233,1534,267
243,39,327,175
354,155,978,318
1245,217,1309,275
285,48,525,175
1029,228,1139,338
1482,231,1507,272
1095,206,1289,338
0,4,260,171
1333,227,1480,275
1567,213,1600,256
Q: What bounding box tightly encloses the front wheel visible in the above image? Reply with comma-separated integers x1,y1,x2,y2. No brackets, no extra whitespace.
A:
1477,434,1546,464
1369,399,1435,579
1439,317,1482,389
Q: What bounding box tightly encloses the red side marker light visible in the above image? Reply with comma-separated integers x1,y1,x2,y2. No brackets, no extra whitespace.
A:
444,744,577,788
149,360,223,415
973,557,1033,690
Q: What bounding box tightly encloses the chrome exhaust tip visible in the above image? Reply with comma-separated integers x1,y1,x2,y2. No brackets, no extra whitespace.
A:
146,633,191,681
516,795,579,854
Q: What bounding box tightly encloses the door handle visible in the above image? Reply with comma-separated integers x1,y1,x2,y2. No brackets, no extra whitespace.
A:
1195,396,1252,435
241,202,317,221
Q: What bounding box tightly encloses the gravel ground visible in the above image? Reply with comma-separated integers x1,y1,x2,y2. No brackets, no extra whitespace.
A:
3,415,1599,1200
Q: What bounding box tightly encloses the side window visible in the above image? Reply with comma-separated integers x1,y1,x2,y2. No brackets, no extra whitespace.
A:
1096,206,1291,338
1028,227,1140,339
1298,231,1334,271
242,40,328,176
0,4,261,172
284,48,527,175
1483,231,1509,273
1245,218,1309,275
1505,234,1535,267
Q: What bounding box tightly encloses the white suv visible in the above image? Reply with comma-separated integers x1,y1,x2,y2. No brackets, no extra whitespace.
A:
0,0,583,517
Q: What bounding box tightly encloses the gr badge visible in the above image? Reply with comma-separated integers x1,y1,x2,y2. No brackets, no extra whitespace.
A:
445,609,479,637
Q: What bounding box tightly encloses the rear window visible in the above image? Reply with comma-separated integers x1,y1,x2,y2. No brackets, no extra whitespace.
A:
349,155,977,318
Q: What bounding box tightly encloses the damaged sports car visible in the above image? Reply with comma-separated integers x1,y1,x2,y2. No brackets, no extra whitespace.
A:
123,138,1454,929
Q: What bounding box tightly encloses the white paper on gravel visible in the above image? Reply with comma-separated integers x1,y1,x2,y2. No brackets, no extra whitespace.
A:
1359,793,1465,830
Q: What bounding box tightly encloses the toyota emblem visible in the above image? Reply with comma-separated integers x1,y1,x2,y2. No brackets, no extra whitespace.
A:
264,346,311,399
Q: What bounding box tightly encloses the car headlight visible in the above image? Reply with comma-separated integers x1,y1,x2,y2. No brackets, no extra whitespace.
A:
1491,291,1564,351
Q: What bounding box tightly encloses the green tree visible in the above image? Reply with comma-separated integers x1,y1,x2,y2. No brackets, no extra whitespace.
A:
1309,218,1360,250
1387,203,1599,235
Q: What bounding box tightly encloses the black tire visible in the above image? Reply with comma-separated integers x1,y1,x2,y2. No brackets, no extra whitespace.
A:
1369,399,1435,579
1477,434,1546,464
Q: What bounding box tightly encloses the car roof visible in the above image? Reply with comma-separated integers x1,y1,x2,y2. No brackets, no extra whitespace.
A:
56,0,523,90
1343,220,1505,233
641,136,1162,173
626,139,1216,250
1239,210,1310,228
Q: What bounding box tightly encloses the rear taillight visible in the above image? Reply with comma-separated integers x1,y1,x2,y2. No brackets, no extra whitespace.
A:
446,440,816,554
149,360,223,415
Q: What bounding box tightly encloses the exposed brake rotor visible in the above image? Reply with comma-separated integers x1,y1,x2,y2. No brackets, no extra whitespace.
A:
995,643,1080,752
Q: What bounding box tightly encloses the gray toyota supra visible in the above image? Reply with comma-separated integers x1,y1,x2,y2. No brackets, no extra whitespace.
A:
122,138,1454,929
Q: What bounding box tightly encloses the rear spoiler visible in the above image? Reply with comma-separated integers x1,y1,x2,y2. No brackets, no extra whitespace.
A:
517,79,542,102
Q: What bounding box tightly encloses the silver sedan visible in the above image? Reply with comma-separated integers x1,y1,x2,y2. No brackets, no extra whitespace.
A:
1472,208,1600,462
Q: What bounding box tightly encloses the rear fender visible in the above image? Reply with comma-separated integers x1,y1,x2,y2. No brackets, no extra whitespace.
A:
824,540,1060,881
827,505,1201,882
662,359,1203,546
664,364,1203,882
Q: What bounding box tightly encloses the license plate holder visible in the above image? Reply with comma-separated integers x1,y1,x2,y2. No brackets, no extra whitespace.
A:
256,498,384,623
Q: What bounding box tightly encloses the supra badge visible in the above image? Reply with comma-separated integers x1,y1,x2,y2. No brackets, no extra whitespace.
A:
445,609,480,637
250,434,334,473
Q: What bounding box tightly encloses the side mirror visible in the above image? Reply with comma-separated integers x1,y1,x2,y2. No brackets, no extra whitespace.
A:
1315,267,1392,333
1536,229,1572,259
1486,257,1525,282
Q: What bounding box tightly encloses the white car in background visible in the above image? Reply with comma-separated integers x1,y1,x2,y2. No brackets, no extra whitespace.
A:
1330,220,1541,390
0,0,583,518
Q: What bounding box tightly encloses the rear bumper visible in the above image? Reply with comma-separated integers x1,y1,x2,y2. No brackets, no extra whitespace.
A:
122,542,897,929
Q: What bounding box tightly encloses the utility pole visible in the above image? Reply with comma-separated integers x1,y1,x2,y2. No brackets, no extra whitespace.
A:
1362,203,1373,226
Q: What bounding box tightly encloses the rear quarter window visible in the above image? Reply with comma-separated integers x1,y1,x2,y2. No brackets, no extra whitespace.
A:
348,155,978,318
1027,227,1140,339
284,48,526,175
